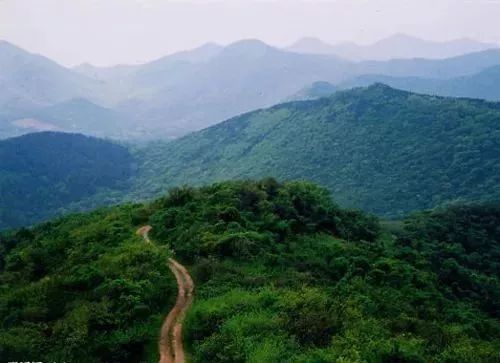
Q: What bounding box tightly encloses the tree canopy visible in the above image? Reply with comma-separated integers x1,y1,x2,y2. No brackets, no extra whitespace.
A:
1,179,498,362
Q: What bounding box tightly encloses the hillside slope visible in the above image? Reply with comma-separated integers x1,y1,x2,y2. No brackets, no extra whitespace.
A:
133,84,500,217
1,180,498,362
0,132,133,229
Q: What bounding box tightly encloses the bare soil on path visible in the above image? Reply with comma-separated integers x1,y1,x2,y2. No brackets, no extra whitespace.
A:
136,226,194,363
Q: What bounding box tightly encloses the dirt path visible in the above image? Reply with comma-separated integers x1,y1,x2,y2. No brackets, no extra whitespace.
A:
136,226,194,363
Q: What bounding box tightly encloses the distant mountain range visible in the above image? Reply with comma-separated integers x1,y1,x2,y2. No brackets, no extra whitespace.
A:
0,41,98,110
2,36,500,139
1,85,500,229
340,65,500,101
73,42,224,81
292,65,500,102
287,34,498,60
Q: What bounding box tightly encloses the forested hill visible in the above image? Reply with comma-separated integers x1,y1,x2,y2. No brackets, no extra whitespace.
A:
0,180,498,361
132,84,500,217
0,132,133,229
3,85,499,229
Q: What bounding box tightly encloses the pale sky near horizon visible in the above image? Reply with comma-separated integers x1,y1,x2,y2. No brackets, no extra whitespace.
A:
1,0,499,67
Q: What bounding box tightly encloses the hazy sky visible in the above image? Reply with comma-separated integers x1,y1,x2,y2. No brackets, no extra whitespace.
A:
1,0,499,67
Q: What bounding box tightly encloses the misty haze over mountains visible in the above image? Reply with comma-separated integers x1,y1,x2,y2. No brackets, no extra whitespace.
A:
286,33,498,60
292,65,500,102
3,0,500,360
1,33,500,140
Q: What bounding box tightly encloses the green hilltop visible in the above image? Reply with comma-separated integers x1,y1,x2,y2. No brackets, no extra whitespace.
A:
132,84,500,217
0,180,498,361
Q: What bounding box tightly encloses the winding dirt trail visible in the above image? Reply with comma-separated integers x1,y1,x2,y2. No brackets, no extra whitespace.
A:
136,226,194,363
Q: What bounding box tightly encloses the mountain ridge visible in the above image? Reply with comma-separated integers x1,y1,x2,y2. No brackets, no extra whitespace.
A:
287,33,499,60
3,38,500,139
290,64,500,102
131,84,500,217
1,85,500,225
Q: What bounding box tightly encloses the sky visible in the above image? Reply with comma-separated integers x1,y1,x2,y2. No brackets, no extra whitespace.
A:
1,0,500,67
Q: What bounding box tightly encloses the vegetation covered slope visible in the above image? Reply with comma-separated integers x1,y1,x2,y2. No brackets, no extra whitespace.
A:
0,132,133,229
0,205,174,362
180,183,500,362
1,179,498,362
133,84,500,217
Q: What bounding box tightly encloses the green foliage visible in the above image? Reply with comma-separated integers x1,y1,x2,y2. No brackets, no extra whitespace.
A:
155,181,498,362
148,179,379,262
0,179,498,362
132,84,500,218
0,132,133,230
0,205,174,362
399,203,500,317
4,85,500,231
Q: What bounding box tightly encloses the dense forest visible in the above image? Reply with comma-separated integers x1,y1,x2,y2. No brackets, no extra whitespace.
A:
2,85,500,231
132,84,500,217
1,179,498,362
0,132,133,229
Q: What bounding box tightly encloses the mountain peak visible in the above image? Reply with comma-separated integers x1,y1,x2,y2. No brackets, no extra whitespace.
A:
362,83,410,96
366,82,396,90
337,83,410,99
222,39,273,58
226,39,271,51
